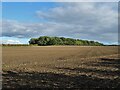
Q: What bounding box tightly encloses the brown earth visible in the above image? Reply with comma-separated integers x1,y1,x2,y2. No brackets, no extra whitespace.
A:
2,46,120,88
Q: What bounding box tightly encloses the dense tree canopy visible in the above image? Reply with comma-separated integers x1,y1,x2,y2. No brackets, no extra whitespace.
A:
29,36,104,46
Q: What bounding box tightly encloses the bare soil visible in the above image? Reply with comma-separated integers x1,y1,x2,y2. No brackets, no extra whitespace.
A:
2,46,120,88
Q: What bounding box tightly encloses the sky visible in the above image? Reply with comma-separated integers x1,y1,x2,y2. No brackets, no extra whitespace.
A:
2,0,119,2
1,2,119,44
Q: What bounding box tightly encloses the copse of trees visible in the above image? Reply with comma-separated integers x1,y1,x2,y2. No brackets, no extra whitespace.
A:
29,36,104,46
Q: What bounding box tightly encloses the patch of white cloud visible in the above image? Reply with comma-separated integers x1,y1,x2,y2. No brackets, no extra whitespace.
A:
2,2,118,44
2,39,22,44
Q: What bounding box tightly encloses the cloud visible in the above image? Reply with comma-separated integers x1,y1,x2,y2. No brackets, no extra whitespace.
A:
2,20,69,38
37,3,117,28
2,2,118,44
36,2,118,43
2,39,22,44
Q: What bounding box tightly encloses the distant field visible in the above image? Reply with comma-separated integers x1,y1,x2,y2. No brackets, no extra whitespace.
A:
2,46,120,88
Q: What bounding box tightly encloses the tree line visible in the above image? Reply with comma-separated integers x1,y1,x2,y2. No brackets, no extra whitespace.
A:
29,36,104,46
2,44,29,46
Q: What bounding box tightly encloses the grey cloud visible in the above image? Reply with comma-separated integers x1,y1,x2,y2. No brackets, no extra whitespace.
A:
2,20,45,38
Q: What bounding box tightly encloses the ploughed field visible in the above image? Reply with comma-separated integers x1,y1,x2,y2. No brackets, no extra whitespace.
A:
2,46,120,88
